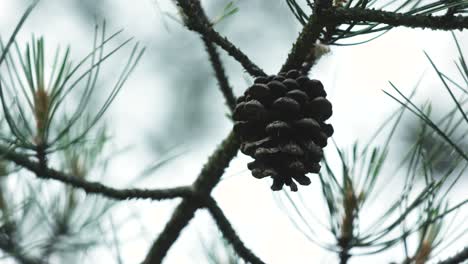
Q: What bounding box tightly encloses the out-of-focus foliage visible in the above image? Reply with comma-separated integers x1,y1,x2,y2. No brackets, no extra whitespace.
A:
276,84,467,262
0,24,143,154
0,3,143,262
285,0,468,45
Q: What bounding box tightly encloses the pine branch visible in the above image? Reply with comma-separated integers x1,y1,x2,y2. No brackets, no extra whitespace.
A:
175,0,266,77
321,8,468,31
143,199,198,264
200,27,267,77
177,0,237,112
281,5,468,73
437,247,468,264
142,131,240,263
338,235,352,264
0,144,192,201
202,36,236,112
142,2,332,262
281,13,323,73
204,197,265,264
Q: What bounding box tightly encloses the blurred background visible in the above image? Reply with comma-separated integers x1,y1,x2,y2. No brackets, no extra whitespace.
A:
0,0,466,263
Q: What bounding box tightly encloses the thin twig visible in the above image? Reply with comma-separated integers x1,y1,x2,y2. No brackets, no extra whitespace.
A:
142,1,330,262
181,0,241,110
142,131,240,263
0,144,192,201
321,8,468,31
299,2,331,74
142,199,198,264
339,245,351,264
175,0,266,77
282,6,468,73
437,247,468,264
281,13,323,73
200,26,267,77
202,36,236,112
204,196,266,264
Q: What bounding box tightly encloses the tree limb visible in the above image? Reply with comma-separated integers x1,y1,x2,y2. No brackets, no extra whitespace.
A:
437,247,468,264
204,196,265,264
281,6,468,73
175,0,267,77
177,0,238,112
321,8,468,31
0,144,192,201
202,36,236,112
200,26,267,77
142,130,240,263
281,13,323,73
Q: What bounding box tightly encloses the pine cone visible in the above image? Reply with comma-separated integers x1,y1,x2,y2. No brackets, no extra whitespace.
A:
233,70,333,191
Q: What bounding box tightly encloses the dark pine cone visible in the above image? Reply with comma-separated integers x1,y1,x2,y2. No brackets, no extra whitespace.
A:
233,69,333,191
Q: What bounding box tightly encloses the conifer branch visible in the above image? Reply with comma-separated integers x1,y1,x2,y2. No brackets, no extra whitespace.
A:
281,13,323,73
282,5,468,73
175,0,267,77
321,8,468,31
204,197,266,264
0,144,192,201
202,36,236,112
142,199,198,264
2,1,465,263
437,247,468,264
178,0,237,111
143,131,240,263
200,27,267,77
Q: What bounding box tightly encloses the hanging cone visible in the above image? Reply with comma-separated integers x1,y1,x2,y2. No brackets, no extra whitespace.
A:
233,70,333,191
